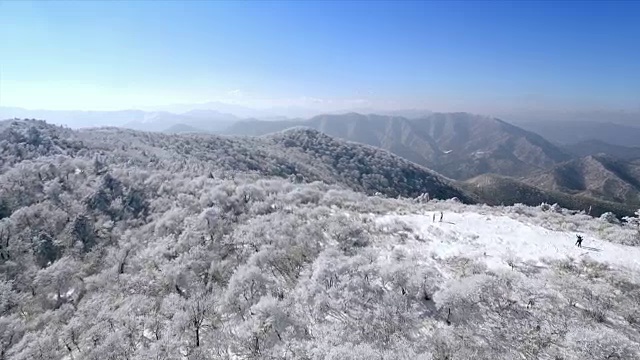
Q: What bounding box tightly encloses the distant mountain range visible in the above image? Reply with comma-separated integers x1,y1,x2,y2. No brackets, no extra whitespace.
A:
562,139,640,160
502,109,640,128
0,105,434,130
0,106,238,132
4,106,640,214
224,112,640,213
225,112,572,180
0,119,471,202
5,105,638,147
518,120,640,147
4,118,636,217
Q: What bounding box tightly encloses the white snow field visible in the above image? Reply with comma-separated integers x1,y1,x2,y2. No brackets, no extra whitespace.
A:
377,211,640,273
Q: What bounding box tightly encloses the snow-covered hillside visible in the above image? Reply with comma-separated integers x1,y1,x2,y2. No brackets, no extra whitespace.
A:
2,120,640,359
378,211,640,273
360,205,640,359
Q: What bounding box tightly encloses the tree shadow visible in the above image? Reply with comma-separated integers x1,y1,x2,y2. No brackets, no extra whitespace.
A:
582,246,602,252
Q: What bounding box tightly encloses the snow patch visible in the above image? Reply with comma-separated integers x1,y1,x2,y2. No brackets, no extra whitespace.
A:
377,212,640,272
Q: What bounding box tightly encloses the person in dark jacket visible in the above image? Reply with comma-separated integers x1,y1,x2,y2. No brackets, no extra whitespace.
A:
575,235,583,248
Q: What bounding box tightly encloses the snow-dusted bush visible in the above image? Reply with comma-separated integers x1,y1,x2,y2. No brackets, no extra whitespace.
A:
538,202,550,212
507,203,536,217
599,211,619,224
550,203,563,213
623,209,640,231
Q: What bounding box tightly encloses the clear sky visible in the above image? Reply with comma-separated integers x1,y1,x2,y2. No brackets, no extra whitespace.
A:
1,0,639,113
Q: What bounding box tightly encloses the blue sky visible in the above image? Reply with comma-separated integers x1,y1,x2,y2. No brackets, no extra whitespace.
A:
1,0,639,113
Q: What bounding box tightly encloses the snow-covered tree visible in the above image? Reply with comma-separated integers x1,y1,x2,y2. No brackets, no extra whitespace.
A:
1,119,639,359
623,209,640,229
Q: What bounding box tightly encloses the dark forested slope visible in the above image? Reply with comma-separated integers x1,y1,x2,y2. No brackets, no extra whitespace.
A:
462,174,636,218
524,155,640,207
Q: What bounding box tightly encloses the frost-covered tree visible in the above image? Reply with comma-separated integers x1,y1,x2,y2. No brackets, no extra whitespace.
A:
623,209,640,229
599,211,619,224
1,119,640,359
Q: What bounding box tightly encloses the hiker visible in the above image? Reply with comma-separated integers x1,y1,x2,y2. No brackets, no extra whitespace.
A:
439,212,443,222
575,235,583,248
432,213,436,223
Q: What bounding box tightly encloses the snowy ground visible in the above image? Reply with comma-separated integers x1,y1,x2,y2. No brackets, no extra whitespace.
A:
377,211,640,273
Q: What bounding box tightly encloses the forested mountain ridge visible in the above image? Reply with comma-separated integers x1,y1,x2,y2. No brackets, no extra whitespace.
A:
262,127,473,202
1,119,640,359
524,155,640,207
0,120,472,205
224,112,572,180
0,119,628,219
462,173,637,218
224,113,640,213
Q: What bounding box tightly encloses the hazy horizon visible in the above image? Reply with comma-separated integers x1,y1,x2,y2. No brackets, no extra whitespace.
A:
2,1,639,118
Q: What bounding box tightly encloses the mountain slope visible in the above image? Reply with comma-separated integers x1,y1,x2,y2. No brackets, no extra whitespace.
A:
4,122,640,358
0,120,472,203
461,174,636,217
6,119,634,218
381,211,640,270
409,112,571,179
524,155,640,206
225,112,572,180
263,127,474,202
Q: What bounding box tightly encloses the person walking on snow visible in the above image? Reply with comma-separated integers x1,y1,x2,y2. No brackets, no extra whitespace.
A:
432,213,436,223
439,211,443,222
575,235,583,248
